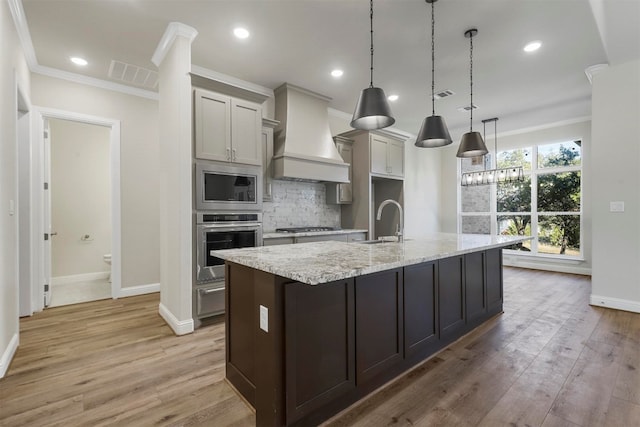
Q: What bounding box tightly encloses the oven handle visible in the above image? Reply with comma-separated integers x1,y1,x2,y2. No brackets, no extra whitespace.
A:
198,223,262,230
200,287,224,295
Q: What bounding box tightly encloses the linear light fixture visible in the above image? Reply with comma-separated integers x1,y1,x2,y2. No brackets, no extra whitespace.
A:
461,118,524,186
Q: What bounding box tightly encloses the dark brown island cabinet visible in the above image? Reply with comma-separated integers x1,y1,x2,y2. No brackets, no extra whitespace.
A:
225,248,504,426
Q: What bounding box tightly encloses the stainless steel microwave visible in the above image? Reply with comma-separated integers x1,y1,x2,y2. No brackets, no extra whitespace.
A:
195,161,263,211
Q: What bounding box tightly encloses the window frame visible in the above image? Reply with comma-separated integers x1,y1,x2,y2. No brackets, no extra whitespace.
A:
460,141,584,260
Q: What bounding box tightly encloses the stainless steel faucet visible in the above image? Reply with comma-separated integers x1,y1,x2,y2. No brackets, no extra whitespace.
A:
376,199,404,243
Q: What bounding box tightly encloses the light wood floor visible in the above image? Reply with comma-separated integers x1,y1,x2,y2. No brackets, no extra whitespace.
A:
1,268,639,426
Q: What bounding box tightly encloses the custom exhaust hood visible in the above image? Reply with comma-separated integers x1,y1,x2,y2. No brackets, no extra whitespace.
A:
273,83,349,183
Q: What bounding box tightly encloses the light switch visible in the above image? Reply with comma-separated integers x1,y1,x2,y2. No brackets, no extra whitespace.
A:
610,201,625,212
259,305,269,332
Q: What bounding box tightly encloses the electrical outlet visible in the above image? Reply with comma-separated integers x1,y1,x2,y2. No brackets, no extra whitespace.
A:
259,305,268,332
610,201,625,212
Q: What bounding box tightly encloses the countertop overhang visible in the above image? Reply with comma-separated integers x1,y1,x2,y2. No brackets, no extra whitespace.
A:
212,233,531,285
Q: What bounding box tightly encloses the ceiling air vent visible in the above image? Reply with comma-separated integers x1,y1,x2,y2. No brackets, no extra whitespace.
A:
108,60,159,90
457,104,478,112
433,89,455,99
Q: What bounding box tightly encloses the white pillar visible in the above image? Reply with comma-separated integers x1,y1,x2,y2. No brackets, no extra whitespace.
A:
152,23,198,334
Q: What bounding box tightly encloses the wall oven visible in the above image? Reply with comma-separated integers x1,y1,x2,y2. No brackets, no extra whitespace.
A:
193,212,262,326
195,161,262,212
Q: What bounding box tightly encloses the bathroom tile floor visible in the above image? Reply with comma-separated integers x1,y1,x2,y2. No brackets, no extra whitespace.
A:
50,278,112,307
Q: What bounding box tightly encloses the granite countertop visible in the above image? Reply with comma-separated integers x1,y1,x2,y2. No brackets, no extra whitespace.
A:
212,233,531,285
263,229,368,239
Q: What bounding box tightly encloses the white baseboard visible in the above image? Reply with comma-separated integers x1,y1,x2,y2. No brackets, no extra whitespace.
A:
52,271,110,285
158,302,194,336
0,333,19,378
590,295,640,314
118,283,160,298
503,257,591,276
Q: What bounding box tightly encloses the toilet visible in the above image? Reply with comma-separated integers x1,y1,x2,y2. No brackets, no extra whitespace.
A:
103,254,112,282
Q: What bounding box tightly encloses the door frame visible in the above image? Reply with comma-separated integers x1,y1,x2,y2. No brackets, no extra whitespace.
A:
32,106,121,310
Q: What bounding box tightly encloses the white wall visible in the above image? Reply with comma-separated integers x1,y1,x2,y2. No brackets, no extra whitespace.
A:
404,139,442,238
50,119,111,278
30,74,159,289
591,59,640,313
1,0,31,378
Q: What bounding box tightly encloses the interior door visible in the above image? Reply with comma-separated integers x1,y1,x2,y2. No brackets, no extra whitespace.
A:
43,118,52,307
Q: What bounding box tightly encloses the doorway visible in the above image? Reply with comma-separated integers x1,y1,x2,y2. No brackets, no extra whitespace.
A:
46,118,112,307
28,108,121,313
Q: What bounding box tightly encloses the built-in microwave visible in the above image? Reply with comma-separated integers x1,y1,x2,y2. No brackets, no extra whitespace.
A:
195,161,263,211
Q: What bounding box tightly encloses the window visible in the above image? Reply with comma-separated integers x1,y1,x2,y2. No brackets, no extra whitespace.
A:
460,140,582,258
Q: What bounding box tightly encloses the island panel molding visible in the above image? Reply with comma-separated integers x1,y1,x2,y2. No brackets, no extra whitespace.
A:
218,234,530,426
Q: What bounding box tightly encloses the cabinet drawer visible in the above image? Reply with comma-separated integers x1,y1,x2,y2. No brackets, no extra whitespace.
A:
196,284,225,317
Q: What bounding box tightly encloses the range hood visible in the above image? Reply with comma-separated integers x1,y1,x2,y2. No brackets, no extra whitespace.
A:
273,84,349,183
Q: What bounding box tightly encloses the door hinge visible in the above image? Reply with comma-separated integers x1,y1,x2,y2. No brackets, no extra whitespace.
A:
44,233,49,241
44,182,48,190
44,130,49,139
44,284,49,292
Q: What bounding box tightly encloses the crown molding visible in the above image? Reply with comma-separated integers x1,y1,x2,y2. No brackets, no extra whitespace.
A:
190,65,273,102
152,22,198,67
7,0,37,68
585,63,609,84
32,64,159,101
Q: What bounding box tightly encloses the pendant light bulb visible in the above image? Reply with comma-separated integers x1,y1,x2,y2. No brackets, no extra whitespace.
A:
351,0,395,130
415,0,452,148
457,28,488,158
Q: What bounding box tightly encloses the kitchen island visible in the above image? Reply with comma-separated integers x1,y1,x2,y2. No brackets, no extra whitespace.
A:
213,233,529,426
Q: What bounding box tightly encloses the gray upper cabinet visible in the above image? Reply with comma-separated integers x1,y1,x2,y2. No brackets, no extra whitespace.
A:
370,134,404,178
262,118,279,201
194,88,262,166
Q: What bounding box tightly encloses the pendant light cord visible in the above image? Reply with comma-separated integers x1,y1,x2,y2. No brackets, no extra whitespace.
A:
431,0,435,115
369,0,374,88
469,32,474,133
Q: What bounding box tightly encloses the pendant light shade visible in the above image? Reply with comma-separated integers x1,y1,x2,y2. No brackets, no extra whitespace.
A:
457,131,487,157
351,0,395,130
415,0,452,148
415,115,452,148
351,87,395,130
457,28,488,158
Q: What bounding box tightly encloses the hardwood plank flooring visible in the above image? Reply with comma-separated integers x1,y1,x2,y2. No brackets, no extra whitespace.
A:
1,268,639,426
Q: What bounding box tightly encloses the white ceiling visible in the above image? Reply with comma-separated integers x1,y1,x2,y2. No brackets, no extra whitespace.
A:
21,0,640,139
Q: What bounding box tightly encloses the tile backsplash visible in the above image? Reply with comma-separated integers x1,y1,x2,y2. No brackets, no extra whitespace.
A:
262,180,340,231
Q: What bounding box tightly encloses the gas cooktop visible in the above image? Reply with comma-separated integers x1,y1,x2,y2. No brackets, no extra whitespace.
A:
275,226,340,233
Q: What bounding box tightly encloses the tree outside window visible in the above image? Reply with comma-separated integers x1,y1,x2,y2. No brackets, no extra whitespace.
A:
461,140,582,258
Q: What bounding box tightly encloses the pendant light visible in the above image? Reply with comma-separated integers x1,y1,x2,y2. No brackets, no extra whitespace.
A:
351,0,395,130
456,28,488,158
415,0,452,148
460,117,525,186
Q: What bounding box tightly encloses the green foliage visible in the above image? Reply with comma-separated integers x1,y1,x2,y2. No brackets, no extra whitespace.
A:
497,178,531,212
497,148,531,170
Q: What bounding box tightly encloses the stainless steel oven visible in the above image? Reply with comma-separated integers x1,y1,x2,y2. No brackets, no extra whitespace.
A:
195,161,262,212
194,212,262,326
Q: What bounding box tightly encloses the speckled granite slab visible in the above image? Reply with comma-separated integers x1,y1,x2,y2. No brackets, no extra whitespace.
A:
212,233,531,285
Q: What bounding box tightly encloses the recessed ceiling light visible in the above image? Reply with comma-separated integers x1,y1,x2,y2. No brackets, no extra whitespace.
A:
523,41,542,53
70,57,88,66
234,27,250,39
387,95,399,102
331,69,343,78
